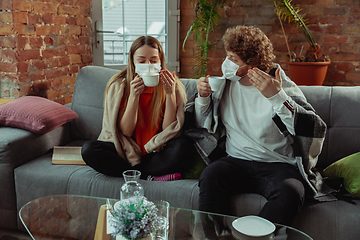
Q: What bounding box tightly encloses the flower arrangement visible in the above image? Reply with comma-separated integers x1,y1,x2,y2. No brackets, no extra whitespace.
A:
110,196,161,240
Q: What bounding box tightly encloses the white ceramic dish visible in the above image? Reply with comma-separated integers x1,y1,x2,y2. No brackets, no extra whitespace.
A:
232,216,275,240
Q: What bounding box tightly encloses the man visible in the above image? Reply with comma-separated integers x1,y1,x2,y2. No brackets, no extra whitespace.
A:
185,25,334,234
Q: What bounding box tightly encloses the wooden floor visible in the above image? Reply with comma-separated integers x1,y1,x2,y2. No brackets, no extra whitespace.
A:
0,228,32,240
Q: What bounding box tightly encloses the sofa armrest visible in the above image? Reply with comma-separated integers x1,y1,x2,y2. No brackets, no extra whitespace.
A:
0,123,72,168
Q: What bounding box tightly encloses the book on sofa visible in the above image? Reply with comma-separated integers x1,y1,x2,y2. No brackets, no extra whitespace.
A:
52,146,86,165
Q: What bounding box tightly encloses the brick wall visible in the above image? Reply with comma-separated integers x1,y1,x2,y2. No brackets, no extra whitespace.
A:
180,0,360,86
0,0,92,103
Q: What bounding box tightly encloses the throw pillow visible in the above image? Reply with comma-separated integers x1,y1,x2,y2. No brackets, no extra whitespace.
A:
0,96,78,134
323,152,360,197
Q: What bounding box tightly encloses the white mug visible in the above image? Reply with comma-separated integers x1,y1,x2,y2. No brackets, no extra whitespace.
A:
208,76,225,91
141,73,159,87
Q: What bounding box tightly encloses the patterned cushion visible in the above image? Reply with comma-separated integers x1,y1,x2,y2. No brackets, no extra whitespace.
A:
0,96,78,134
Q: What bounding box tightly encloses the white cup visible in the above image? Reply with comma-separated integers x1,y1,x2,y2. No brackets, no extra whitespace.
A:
208,76,225,91
141,73,159,87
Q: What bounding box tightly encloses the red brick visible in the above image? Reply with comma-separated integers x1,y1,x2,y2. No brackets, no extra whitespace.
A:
36,25,60,35
63,75,76,85
81,27,91,36
82,54,92,63
47,89,61,100
22,71,45,81
0,12,13,23
75,0,91,8
1,49,17,62
69,26,82,35
76,17,89,26
68,65,79,74
58,5,80,16
64,95,72,104
45,67,68,79
0,36,16,48
52,77,64,88
345,72,360,81
18,61,30,73
30,37,44,48
69,54,81,64
336,62,355,72
33,3,58,15
68,36,80,45
323,36,348,43
19,49,41,61
46,57,61,68
17,35,28,49
324,7,347,16
32,60,48,70
0,0,12,10
0,62,17,73
66,17,77,25
14,24,35,35
66,45,85,54
12,0,32,12
13,12,27,24
60,56,71,66
42,46,66,58
79,36,90,45
42,14,54,25
0,23,14,35
54,16,66,25
28,14,42,25
44,36,54,46
325,25,343,34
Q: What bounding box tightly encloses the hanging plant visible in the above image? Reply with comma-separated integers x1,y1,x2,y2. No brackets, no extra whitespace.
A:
182,0,227,78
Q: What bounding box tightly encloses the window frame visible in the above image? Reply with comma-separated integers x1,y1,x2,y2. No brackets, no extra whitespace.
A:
92,0,180,74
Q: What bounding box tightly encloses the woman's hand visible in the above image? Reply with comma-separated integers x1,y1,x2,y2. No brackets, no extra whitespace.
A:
119,75,144,136
130,74,146,99
247,68,282,98
160,70,176,95
197,75,213,97
161,70,177,130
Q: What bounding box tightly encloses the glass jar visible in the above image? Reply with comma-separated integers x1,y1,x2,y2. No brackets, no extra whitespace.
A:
120,170,144,200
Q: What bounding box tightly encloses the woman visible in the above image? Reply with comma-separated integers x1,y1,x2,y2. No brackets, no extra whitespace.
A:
81,36,192,180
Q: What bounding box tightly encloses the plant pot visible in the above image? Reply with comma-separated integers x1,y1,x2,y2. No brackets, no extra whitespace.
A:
288,61,331,86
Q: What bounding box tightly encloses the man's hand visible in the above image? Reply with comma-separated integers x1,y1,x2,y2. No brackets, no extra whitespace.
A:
247,68,282,98
197,75,213,97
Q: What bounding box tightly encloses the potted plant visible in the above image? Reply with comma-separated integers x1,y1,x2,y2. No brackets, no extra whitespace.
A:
272,0,331,85
182,0,226,78
110,196,161,240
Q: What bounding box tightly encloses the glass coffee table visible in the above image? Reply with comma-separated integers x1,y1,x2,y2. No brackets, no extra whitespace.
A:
19,195,312,240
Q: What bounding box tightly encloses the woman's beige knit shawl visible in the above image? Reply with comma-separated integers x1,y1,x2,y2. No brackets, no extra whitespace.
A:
98,78,186,166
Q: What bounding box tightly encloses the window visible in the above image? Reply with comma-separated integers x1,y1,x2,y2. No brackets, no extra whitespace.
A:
92,0,180,73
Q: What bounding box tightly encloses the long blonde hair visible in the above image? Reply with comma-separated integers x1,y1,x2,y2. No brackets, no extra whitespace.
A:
104,36,186,129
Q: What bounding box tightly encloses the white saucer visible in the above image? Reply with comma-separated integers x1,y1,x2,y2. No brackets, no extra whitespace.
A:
232,216,275,239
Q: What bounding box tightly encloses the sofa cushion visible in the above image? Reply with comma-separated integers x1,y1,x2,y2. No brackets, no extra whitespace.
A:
70,66,119,140
0,96,78,134
323,152,360,197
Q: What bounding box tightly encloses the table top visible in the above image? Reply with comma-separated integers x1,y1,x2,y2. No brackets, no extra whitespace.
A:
19,195,312,240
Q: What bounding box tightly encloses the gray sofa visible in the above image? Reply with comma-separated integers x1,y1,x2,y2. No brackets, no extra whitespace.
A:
0,65,359,240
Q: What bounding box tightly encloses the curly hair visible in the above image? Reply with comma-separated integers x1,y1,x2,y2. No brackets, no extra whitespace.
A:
222,25,275,73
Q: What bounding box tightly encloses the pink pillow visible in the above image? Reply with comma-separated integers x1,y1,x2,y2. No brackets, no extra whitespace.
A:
0,96,78,134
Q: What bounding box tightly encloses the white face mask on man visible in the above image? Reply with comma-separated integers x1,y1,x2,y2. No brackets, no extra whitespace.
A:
221,57,247,82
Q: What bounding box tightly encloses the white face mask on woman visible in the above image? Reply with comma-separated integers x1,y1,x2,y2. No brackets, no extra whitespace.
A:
221,57,247,82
